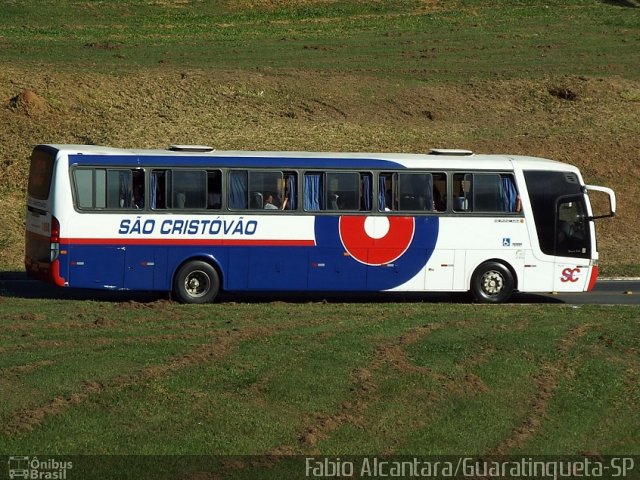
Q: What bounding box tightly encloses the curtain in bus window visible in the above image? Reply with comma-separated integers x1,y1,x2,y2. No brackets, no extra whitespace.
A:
119,170,132,208
424,175,433,211
500,175,518,212
286,175,297,210
304,174,322,211
150,172,157,209
378,176,387,210
362,175,371,211
229,171,248,209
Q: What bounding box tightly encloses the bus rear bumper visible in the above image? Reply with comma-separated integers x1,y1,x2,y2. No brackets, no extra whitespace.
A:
25,257,67,287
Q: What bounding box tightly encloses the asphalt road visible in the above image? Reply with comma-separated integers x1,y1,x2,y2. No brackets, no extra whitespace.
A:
0,272,637,305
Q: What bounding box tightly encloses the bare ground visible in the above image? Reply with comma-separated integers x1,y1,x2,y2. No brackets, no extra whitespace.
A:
1,67,638,271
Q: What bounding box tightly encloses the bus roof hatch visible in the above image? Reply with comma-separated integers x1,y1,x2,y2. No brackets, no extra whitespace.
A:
428,148,474,156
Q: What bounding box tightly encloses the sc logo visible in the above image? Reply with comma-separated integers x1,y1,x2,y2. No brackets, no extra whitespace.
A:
560,267,581,283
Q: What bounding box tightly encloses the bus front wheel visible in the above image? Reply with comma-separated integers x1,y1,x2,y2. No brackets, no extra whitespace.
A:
471,261,514,303
173,260,220,304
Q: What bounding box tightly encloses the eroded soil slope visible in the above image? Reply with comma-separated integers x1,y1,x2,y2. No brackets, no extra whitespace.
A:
2,67,638,272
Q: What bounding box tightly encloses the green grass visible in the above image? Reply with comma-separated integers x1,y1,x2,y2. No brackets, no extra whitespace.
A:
0,0,638,80
0,299,638,477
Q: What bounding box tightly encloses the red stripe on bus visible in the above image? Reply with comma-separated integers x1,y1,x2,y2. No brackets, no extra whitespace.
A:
60,238,315,247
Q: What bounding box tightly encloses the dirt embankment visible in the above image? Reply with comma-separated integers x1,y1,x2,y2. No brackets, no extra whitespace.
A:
1,67,638,271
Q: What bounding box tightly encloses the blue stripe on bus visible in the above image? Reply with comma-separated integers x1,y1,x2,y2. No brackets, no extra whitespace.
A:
68,155,404,170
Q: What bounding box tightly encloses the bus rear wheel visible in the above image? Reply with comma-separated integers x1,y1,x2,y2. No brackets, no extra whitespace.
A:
174,260,220,304
471,261,514,303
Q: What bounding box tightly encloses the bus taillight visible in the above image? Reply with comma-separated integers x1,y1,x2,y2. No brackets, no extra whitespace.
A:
50,216,60,261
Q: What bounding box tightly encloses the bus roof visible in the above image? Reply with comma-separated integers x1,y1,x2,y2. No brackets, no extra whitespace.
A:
41,144,577,172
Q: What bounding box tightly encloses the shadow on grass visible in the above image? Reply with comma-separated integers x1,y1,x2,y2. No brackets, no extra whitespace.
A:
0,271,563,304
601,0,639,6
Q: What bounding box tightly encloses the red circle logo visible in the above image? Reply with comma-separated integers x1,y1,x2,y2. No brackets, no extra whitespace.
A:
339,216,415,266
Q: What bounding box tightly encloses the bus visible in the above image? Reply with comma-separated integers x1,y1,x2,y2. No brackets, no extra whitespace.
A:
24,144,616,304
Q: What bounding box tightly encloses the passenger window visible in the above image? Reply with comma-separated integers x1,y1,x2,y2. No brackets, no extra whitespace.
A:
74,169,94,209
433,173,447,211
453,173,473,212
453,173,520,213
151,170,169,209
207,170,222,210
303,172,370,211
73,168,145,210
398,173,432,211
229,170,248,209
304,172,323,211
172,170,206,209
229,170,297,211
327,172,359,210
150,170,205,210
379,172,446,212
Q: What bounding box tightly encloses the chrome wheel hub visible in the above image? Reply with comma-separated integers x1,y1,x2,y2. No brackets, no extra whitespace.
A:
184,270,210,298
481,270,504,296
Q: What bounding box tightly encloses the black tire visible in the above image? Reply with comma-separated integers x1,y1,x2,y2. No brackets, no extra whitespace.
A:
470,261,515,303
173,260,220,304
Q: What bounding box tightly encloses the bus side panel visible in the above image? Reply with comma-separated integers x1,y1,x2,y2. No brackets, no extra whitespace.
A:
248,248,309,290
553,260,591,292
308,247,367,291
152,247,169,290
423,249,455,291
124,246,156,290
522,250,553,292
368,249,426,290
226,247,250,290
67,244,125,289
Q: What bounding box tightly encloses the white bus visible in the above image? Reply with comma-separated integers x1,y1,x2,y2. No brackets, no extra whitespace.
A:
25,144,615,303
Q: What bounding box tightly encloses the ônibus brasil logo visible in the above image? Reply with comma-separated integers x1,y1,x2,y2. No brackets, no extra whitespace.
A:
7,456,72,479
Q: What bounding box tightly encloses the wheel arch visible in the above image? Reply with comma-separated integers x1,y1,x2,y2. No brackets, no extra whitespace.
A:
172,254,225,292
468,258,519,291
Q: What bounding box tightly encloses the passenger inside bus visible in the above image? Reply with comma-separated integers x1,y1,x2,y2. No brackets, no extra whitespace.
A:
264,194,278,209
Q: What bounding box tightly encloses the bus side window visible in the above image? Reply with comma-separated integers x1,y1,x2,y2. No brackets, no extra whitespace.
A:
327,172,359,210
453,173,472,212
303,172,367,212
106,169,144,209
207,170,222,209
500,174,520,212
74,168,144,210
229,171,248,209
433,173,447,211
73,168,96,209
172,170,206,209
360,173,372,211
303,172,323,211
132,170,144,209
151,170,169,209
378,173,397,211
397,173,432,211
282,172,297,210
453,173,520,213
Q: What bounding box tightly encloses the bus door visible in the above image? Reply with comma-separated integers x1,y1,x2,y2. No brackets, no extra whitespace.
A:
552,195,592,292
